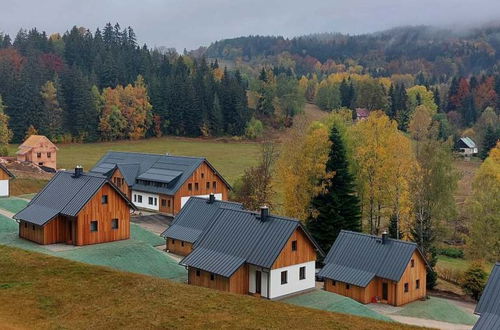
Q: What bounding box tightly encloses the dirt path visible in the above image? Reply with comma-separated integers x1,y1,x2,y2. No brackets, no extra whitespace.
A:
0,208,15,219
390,315,472,330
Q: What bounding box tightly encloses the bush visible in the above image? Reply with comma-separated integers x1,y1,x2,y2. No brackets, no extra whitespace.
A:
461,262,487,301
244,117,264,140
437,247,464,259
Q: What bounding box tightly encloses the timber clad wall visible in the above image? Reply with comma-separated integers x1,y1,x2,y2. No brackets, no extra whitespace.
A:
272,228,317,269
188,266,249,295
0,168,11,180
395,251,427,306
166,238,193,256
159,194,174,214
110,169,130,199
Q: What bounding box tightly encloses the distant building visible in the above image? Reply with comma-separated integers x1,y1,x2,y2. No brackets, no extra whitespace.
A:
318,230,430,306
180,206,324,299
457,137,478,156
16,135,58,169
473,263,500,330
355,108,370,121
14,167,136,245
0,164,15,197
91,151,231,215
161,195,243,256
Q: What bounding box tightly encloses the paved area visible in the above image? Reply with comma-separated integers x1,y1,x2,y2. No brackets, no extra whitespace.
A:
131,213,173,235
44,244,81,252
0,208,15,219
390,315,472,330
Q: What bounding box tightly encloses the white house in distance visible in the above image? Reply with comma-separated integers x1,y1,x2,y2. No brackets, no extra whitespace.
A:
457,137,478,156
0,164,15,197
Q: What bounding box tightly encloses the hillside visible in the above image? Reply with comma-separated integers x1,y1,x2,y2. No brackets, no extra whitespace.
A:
0,245,422,330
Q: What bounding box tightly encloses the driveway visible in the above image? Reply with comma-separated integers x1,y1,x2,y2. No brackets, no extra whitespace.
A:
131,213,173,235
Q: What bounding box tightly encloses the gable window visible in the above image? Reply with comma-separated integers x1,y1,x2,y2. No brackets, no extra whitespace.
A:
281,271,288,285
196,270,201,277
201,173,204,179
291,240,297,251
195,182,199,191
161,199,166,207
206,182,210,189
332,280,336,286
213,181,217,190
37,152,41,158
404,283,409,293
346,284,350,290
416,279,420,289
47,152,51,158
137,195,142,203
411,259,415,268
101,195,108,204
299,266,306,280
210,273,215,281
111,218,119,229
188,183,192,191
90,221,98,232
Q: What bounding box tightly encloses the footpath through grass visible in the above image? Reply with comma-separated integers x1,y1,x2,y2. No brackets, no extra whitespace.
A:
284,290,393,322
0,245,423,330
394,297,477,325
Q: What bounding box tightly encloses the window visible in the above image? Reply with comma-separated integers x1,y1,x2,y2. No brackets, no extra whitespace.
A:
154,197,157,206
206,182,210,189
47,152,51,158
281,271,288,285
210,273,215,281
37,152,41,158
181,241,185,247
38,162,44,166
24,222,27,228
201,173,204,178
137,195,142,203
346,284,350,290
411,259,415,268
161,199,166,207
416,279,420,289
32,224,35,230
299,266,306,280
172,239,175,245
213,181,217,190
148,197,154,205
332,280,336,286
196,270,201,277
101,195,108,204
404,283,409,293
133,194,137,202
195,182,199,191
188,183,192,191
291,240,297,251
90,221,98,232
111,219,119,229
167,200,171,208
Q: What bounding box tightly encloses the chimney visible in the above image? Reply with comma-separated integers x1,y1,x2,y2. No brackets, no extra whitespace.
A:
260,205,269,222
73,165,83,178
207,193,215,204
381,231,388,244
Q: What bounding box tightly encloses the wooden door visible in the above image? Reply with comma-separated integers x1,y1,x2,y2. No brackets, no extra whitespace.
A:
255,271,262,294
382,282,388,300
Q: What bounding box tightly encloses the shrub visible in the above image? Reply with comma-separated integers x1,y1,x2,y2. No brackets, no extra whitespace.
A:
461,262,487,301
437,247,464,259
244,117,264,140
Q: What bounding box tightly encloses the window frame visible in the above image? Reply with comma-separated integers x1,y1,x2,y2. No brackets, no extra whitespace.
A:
346,284,350,290
281,271,288,285
411,259,415,268
137,195,142,203
101,195,108,204
188,183,192,191
196,270,201,277
47,152,51,158
37,152,42,158
206,181,210,189
404,282,409,293
291,240,297,251
210,273,215,281
299,266,306,280
416,279,420,289
111,218,119,230
90,221,98,232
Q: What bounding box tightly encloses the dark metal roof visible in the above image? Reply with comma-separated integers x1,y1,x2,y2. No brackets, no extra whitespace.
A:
91,151,231,195
161,197,243,243
318,230,427,287
180,209,323,277
0,163,15,178
459,137,477,149
474,263,500,330
14,171,135,226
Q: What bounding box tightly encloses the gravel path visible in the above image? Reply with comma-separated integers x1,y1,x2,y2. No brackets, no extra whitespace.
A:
390,315,472,330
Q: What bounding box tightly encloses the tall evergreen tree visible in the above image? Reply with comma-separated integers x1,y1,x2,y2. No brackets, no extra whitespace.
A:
0,95,12,155
307,125,361,252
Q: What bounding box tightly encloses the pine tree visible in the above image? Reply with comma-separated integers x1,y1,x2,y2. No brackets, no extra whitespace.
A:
307,125,361,252
481,125,500,160
0,96,12,155
388,213,403,239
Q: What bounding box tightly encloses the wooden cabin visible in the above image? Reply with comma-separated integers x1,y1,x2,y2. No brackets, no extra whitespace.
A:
16,135,58,169
180,207,324,299
0,164,15,197
473,263,500,330
91,151,231,215
319,230,429,306
161,195,243,256
14,167,136,246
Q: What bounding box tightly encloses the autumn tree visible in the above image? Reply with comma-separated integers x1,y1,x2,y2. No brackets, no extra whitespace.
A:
0,96,12,155
40,80,63,140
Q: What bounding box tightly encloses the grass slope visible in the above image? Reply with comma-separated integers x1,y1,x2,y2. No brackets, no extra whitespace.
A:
0,197,30,213
0,245,422,330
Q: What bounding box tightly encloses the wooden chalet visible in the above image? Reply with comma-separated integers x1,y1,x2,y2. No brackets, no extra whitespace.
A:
16,135,58,169
318,230,429,306
0,163,15,197
161,194,243,256
91,151,231,215
14,167,136,245
180,207,324,299
473,263,500,330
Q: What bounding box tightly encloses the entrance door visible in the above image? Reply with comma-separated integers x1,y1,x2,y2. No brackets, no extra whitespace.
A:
67,220,73,245
382,282,388,300
255,271,262,294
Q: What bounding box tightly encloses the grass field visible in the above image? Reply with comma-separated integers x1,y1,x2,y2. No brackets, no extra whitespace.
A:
0,197,30,214
0,245,422,330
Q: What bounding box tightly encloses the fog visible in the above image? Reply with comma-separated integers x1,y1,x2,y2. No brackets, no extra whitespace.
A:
1,0,500,50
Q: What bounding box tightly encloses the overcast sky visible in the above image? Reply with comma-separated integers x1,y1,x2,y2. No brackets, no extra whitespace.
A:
1,0,500,51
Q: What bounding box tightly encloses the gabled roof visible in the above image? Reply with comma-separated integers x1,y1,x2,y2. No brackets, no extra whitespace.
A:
474,263,500,330
91,151,231,195
14,171,135,226
0,164,15,178
180,209,323,277
459,137,477,149
356,108,370,118
161,196,243,243
318,230,429,287
16,135,58,154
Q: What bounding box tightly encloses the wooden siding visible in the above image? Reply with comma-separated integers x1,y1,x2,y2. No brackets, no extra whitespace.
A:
75,183,131,246
172,161,230,215
166,238,193,256
19,216,71,245
19,221,45,244
110,168,130,199
188,265,249,295
0,167,11,180
17,146,57,169
395,251,427,306
272,227,317,269
159,194,174,214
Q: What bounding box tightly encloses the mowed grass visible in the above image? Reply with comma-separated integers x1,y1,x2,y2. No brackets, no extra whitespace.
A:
10,178,49,197
0,245,423,330
0,197,30,214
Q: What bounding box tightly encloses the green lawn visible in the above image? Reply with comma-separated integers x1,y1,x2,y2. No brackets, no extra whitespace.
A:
437,255,494,274
9,136,262,184
0,197,30,214
394,297,477,325
283,290,393,322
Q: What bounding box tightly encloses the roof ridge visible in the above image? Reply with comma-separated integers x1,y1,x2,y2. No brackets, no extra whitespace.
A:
339,229,418,246
106,150,205,160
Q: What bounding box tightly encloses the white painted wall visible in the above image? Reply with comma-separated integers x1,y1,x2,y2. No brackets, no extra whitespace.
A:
131,190,159,211
268,261,316,299
180,193,223,208
248,265,269,298
0,180,8,197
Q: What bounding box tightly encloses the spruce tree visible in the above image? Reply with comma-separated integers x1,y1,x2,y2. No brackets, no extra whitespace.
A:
388,213,403,239
481,126,500,160
307,125,361,253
